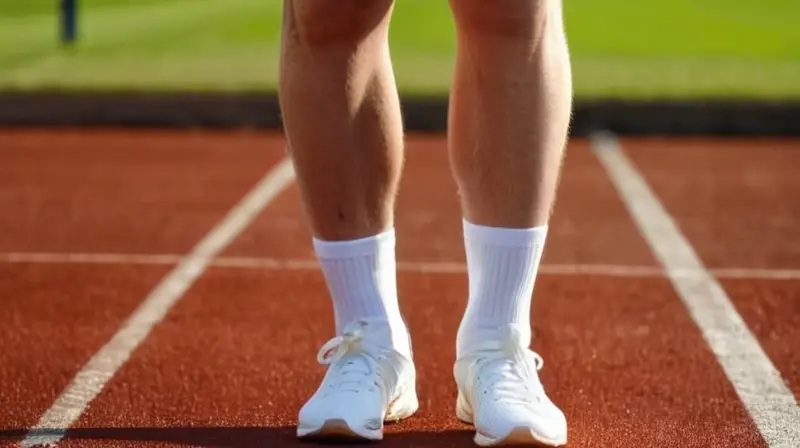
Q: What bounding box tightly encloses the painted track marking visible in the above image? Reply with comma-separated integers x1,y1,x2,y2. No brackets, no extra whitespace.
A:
591,132,800,448
3,251,800,280
19,158,296,447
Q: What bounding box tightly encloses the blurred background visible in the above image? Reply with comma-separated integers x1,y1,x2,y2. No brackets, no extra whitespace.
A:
1,0,798,101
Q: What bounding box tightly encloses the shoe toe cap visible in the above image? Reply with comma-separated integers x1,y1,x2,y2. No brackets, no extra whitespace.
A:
298,390,386,437
477,400,567,444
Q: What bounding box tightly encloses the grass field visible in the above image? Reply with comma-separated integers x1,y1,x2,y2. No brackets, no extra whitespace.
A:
1,0,799,98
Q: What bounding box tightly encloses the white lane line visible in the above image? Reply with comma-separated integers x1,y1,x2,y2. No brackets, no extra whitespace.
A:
591,132,800,448
1,252,183,266
711,268,800,281
4,251,800,280
19,158,296,448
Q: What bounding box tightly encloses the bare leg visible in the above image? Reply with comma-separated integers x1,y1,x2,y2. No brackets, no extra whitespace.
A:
449,1,572,443
448,0,571,230
279,0,403,242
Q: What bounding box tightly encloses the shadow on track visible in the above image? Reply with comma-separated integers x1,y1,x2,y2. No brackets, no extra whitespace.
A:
2,425,475,447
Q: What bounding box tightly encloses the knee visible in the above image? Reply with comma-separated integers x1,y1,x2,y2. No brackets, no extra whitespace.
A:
284,0,394,45
449,0,555,39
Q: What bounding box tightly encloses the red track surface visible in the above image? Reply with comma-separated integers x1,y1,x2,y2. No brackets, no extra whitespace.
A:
0,130,797,447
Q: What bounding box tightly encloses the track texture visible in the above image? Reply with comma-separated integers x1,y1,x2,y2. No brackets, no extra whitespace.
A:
0,130,797,447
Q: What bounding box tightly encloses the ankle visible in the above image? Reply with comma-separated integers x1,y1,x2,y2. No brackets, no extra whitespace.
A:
456,322,531,358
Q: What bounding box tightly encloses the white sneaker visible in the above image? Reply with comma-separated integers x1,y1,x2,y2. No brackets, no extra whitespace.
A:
454,325,567,447
297,318,418,441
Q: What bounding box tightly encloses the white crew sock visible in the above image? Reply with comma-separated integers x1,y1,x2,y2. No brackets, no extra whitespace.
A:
456,219,548,358
313,228,411,359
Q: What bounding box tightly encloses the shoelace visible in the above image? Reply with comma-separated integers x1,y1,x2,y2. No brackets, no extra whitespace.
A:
316,320,378,393
478,326,545,404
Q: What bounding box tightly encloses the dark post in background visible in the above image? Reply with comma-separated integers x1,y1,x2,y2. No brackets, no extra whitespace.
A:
60,0,78,45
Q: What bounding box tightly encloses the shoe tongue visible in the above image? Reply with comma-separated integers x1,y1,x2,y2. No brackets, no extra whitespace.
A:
339,352,372,371
340,318,404,354
332,352,374,390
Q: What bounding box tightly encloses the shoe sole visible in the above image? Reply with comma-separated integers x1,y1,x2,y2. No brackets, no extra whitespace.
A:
297,418,370,440
456,392,567,447
297,388,419,441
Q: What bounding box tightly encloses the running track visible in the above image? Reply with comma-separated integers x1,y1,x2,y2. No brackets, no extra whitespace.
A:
0,129,798,447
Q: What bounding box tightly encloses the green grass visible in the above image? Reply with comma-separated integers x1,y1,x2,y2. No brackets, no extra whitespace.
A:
1,0,798,98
